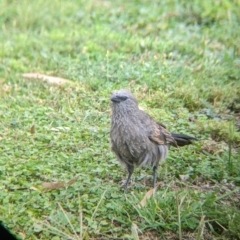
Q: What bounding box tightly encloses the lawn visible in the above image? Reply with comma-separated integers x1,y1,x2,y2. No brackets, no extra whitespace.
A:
0,0,240,239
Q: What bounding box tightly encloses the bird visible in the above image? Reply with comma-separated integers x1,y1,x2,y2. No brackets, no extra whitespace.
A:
110,89,197,189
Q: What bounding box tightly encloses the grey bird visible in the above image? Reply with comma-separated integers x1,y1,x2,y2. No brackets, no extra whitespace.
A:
110,89,197,189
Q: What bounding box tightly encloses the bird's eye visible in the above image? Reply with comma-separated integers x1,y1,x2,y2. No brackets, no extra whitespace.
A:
111,95,128,103
118,96,128,101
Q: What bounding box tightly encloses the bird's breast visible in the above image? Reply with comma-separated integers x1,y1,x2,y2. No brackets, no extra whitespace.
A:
111,119,149,159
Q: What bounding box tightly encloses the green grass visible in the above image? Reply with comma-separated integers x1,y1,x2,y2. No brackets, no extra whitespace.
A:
1,0,240,239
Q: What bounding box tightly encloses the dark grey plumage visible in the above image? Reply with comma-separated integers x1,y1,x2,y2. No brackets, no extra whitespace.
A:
110,89,196,189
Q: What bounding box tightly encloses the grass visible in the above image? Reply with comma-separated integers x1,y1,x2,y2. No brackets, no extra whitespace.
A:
0,0,240,239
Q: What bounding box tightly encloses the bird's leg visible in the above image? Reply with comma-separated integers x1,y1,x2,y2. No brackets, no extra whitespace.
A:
153,166,157,188
124,164,134,189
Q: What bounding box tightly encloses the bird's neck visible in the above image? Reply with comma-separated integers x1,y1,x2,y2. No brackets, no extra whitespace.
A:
112,106,139,125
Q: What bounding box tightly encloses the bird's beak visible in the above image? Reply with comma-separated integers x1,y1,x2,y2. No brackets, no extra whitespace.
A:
110,96,121,103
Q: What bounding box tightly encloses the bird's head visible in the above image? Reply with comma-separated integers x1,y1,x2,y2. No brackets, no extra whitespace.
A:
110,89,138,107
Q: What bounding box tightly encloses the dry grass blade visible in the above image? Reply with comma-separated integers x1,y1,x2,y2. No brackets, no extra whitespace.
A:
42,220,76,240
57,203,80,240
22,73,73,85
196,215,205,240
138,183,160,208
30,125,35,134
50,127,71,132
82,189,107,239
42,182,66,190
42,175,79,191
131,223,140,240
66,175,80,186
176,193,187,240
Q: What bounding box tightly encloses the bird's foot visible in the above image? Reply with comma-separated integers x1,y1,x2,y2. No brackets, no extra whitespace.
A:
120,180,131,190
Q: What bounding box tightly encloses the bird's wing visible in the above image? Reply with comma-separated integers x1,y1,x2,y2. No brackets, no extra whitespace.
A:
156,121,167,129
148,122,177,146
139,110,176,146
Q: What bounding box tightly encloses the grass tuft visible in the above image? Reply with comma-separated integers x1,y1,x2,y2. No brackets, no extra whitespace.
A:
0,0,240,239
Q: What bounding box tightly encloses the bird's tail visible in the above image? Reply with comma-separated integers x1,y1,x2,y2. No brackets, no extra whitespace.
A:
171,133,197,147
